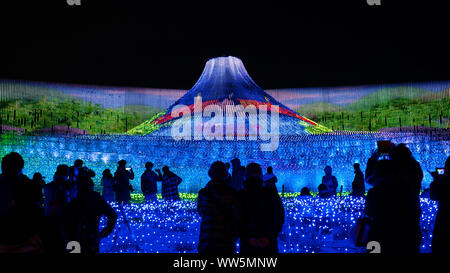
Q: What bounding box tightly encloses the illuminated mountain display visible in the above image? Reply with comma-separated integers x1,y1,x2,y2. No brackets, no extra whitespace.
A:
128,56,330,136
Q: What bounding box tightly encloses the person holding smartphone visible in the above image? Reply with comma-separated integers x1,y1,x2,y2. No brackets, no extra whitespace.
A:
113,160,134,204
364,143,423,254
155,166,182,201
429,156,450,254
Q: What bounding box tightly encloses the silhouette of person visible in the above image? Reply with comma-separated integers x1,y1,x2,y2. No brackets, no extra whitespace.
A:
141,162,159,203
156,166,182,201
300,187,312,197
60,173,117,253
318,183,331,198
237,163,285,254
351,163,365,197
229,158,245,192
0,152,30,216
44,164,70,217
101,169,115,202
0,152,64,253
113,160,134,204
29,172,45,209
79,167,95,188
68,159,83,201
430,156,450,254
390,143,423,196
321,166,338,196
69,159,83,183
364,143,422,254
197,161,239,254
263,166,278,192
32,172,46,188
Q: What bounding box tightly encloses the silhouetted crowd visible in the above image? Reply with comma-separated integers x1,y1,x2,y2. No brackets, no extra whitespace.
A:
0,155,117,253
198,161,284,254
0,142,449,254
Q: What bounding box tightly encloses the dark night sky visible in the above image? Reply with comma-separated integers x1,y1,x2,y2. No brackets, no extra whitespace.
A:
0,0,449,90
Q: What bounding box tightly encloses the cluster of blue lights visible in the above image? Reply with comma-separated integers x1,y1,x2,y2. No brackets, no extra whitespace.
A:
98,196,438,253
1,132,448,193
0,130,446,253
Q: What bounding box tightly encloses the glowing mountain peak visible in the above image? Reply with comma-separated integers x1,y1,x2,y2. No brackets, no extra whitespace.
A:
127,56,329,136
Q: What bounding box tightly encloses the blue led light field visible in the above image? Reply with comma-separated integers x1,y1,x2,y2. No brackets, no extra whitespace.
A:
1,133,448,193
98,196,438,253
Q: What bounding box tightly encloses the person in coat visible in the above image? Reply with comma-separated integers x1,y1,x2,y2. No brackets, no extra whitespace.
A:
364,144,422,254
60,173,117,253
197,161,240,254
113,160,134,204
262,166,278,192
229,158,245,192
351,163,365,197
321,166,338,196
101,169,115,202
141,162,160,203
237,163,285,254
156,166,182,201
